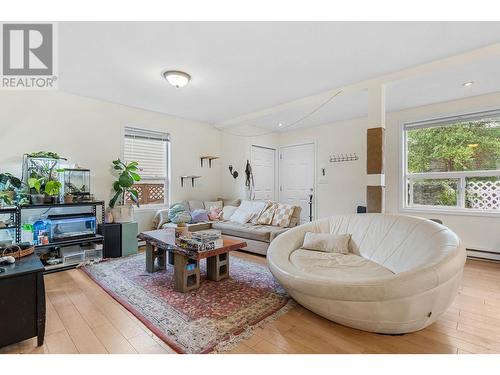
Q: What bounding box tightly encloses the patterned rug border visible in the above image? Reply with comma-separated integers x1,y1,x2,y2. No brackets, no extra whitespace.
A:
212,298,296,353
80,257,293,354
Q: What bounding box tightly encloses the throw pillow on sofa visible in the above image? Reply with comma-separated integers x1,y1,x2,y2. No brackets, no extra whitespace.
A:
168,203,187,221
257,202,277,225
171,211,192,224
221,205,238,220
271,203,297,227
231,200,268,224
230,209,254,224
208,206,223,221
191,209,209,223
302,232,351,254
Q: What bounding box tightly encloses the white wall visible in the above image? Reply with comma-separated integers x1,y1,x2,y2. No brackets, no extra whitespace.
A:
385,92,500,255
1,90,498,253
0,91,222,231
222,92,500,254
219,126,279,200
278,118,369,218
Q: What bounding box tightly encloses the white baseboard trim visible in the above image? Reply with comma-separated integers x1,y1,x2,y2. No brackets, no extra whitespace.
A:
466,248,500,262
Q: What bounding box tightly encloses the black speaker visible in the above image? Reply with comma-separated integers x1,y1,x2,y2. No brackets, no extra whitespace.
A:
99,223,122,258
356,205,367,214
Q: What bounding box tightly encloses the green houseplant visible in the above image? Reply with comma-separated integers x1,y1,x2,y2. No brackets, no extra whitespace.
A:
28,177,45,205
109,159,141,223
0,191,13,207
24,151,65,204
0,172,22,204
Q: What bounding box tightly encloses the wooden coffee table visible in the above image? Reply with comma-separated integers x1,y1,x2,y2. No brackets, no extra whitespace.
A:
137,229,247,293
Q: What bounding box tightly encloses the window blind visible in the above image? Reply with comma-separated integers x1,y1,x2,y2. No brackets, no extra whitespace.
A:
123,126,169,181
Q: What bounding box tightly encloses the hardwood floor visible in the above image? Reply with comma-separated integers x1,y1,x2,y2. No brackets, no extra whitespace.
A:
2,253,500,354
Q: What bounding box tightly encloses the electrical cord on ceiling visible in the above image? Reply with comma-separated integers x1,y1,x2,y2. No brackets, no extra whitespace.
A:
214,90,343,138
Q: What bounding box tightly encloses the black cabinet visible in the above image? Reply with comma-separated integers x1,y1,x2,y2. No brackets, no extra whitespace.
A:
99,223,122,258
0,255,45,348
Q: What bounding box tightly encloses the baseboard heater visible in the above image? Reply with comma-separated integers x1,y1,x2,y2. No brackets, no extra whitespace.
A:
466,248,500,262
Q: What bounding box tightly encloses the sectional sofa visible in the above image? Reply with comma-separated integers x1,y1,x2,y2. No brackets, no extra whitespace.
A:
152,199,302,255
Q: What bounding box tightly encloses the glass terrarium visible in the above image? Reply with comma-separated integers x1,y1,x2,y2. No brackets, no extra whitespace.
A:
23,153,62,183
23,152,65,204
64,168,91,201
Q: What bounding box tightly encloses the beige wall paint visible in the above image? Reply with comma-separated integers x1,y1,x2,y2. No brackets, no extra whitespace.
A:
219,127,279,200
0,91,222,231
1,90,498,253
225,92,500,254
385,92,500,254
278,118,369,218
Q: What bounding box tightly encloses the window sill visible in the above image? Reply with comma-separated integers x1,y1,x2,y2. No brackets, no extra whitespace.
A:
400,206,500,218
134,204,169,213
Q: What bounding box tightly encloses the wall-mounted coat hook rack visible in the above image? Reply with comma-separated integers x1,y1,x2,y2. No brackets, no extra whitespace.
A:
329,153,359,163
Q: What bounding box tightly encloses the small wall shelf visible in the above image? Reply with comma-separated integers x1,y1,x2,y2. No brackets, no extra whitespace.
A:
200,156,219,168
180,175,202,187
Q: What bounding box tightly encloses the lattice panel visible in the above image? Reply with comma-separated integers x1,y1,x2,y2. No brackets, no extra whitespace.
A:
148,184,164,203
125,183,164,205
466,180,500,210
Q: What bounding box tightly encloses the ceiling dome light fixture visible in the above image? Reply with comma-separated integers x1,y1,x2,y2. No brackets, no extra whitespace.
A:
462,81,474,87
278,122,283,127
162,70,191,88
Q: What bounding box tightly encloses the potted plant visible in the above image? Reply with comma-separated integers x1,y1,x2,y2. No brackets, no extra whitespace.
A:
64,192,74,203
44,179,62,204
0,191,13,207
24,151,65,205
0,172,22,203
109,159,141,223
28,177,45,205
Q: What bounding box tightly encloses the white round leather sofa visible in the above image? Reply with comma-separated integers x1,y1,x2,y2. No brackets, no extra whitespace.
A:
267,214,466,334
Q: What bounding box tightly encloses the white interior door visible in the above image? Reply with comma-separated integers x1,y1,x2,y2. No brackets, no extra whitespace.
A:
251,145,276,201
279,143,315,223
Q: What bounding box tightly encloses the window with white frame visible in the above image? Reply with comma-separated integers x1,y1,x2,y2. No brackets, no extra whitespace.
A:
123,126,170,206
402,110,500,213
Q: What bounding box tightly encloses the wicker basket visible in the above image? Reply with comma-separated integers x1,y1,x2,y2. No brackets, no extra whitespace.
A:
1,245,35,259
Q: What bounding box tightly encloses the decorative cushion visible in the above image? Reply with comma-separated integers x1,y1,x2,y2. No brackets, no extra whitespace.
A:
289,206,302,227
271,203,296,227
217,198,242,207
230,210,254,224
204,200,223,210
302,232,351,254
170,200,189,211
188,200,205,211
208,207,223,221
191,209,209,223
221,205,238,220
231,200,267,224
168,203,187,222
257,202,278,225
171,211,192,224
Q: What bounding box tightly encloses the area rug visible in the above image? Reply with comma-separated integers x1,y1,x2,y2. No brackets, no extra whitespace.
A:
81,253,292,354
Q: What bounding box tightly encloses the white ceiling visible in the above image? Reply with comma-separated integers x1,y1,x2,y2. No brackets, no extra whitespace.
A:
58,22,500,129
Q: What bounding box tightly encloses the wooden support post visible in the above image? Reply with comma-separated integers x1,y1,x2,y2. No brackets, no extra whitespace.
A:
366,85,386,213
